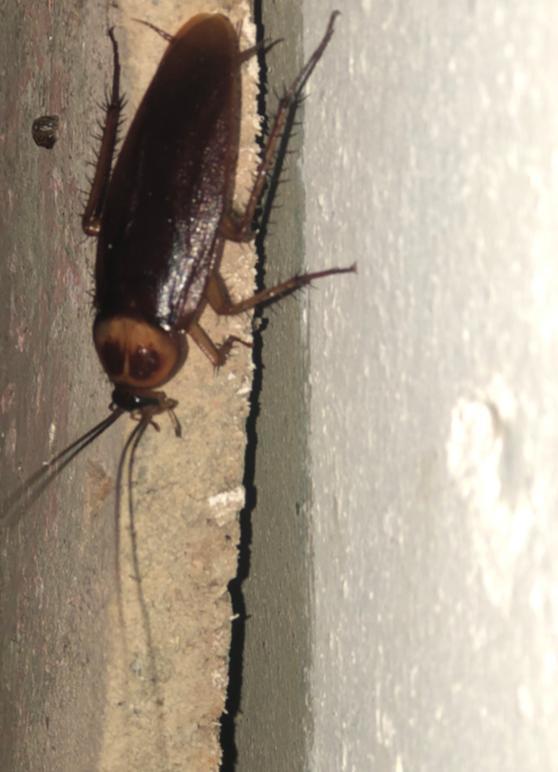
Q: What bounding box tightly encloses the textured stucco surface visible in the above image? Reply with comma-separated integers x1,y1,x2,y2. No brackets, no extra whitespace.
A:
304,1,558,770
0,1,257,770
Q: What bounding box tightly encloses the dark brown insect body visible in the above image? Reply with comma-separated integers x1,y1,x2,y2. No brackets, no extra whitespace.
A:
83,12,353,418
2,12,353,522
90,16,241,405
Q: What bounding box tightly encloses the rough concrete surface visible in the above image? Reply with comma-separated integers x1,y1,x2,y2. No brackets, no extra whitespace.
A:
0,1,258,770
303,1,558,771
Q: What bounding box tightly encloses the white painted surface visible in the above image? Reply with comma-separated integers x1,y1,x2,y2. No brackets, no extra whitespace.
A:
304,1,558,770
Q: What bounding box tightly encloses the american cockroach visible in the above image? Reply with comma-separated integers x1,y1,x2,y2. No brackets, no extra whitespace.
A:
3,11,354,520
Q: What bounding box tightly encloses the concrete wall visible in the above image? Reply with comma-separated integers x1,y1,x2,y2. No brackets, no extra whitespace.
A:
304,1,558,770
4,0,557,769
237,0,558,770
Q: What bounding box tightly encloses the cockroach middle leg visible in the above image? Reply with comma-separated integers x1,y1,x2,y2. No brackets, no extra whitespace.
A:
205,264,357,318
82,28,123,236
188,319,252,368
220,11,340,243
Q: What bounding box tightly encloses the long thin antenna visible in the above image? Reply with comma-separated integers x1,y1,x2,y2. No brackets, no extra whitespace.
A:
1,408,125,526
114,418,148,631
112,416,169,762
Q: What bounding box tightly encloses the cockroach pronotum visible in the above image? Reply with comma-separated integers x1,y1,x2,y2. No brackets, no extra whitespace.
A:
3,11,354,521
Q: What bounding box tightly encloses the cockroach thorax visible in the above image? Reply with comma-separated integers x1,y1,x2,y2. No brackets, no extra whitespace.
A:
93,314,187,389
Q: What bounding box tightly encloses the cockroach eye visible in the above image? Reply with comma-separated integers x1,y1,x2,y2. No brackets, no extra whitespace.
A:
93,315,187,389
129,346,161,380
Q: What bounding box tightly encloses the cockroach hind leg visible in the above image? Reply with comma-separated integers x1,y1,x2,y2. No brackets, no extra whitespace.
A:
221,11,341,243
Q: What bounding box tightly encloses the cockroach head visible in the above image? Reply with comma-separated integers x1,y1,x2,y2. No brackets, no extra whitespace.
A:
94,314,187,393
110,387,180,435
110,388,162,412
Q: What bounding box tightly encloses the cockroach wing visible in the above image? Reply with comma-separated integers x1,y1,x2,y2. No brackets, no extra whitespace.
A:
94,14,241,331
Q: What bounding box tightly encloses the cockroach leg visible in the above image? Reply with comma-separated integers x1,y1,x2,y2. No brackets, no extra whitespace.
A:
167,406,182,437
82,28,123,236
128,403,181,436
220,11,340,243
188,319,252,368
205,263,356,316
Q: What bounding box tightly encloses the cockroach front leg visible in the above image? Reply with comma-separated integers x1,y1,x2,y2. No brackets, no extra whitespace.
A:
187,319,252,368
220,11,339,243
82,29,123,236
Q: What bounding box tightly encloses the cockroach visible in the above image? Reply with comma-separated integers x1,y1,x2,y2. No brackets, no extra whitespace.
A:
3,11,354,521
